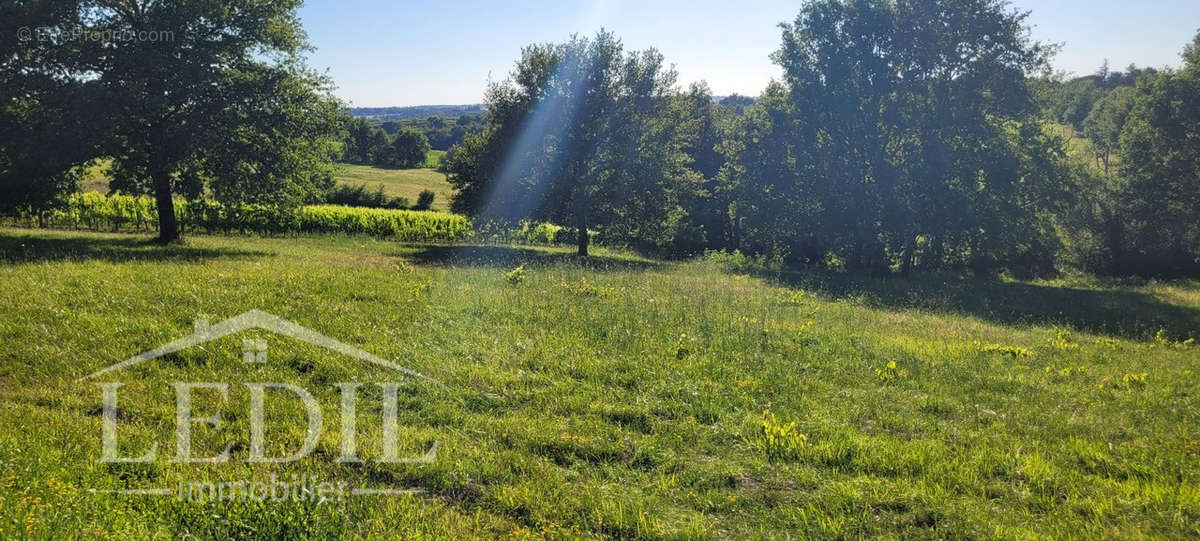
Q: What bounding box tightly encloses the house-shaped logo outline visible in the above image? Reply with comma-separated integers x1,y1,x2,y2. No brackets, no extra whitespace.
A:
78,309,435,383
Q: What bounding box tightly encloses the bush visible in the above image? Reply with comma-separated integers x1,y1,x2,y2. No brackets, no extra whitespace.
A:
414,190,435,211
327,183,409,209
296,205,470,241
504,265,526,284
467,220,569,246
514,221,562,244
751,410,807,463
391,129,432,169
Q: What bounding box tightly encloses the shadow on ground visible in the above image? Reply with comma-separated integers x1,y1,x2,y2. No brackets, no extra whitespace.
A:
0,231,270,264
763,268,1200,342
396,244,662,272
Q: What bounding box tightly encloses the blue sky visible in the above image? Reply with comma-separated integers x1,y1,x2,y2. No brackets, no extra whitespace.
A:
298,0,1200,107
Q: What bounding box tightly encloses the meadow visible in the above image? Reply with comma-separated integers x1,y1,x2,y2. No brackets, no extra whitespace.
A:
0,227,1197,539
332,161,453,212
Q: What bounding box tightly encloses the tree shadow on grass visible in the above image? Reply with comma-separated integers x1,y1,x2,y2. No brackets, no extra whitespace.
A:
396,244,662,272
0,231,270,265
765,268,1200,342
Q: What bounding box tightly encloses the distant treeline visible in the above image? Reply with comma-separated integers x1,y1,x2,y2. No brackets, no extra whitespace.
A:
1029,60,1200,276
339,117,433,168
1035,63,1159,133
377,115,485,151
349,104,484,122
338,113,485,163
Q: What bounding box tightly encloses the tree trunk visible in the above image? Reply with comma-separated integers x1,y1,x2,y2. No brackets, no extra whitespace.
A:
1103,207,1123,274
925,235,944,270
576,217,589,257
153,170,179,243
900,236,915,276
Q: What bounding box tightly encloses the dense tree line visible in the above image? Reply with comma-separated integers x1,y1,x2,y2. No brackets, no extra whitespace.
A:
340,114,483,161
4,0,1198,276
380,115,484,150
728,0,1065,275
1033,62,1158,132
443,1,1200,276
1056,35,1200,276
339,117,432,168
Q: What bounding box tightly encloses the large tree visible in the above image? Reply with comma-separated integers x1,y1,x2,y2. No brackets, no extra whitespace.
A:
340,117,378,165
75,0,341,242
1083,87,1136,176
728,0,1064,274
718,82,820,261
441,31,694,255
669,82,735,255
391,129,432,169
1107,35,1200,276
0,2,100,213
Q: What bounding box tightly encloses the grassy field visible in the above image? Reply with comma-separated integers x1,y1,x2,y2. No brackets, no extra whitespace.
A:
426,149,446,168
0,228,1198,538
1047,122,1112,174
78,156,455,213
332,163,454,211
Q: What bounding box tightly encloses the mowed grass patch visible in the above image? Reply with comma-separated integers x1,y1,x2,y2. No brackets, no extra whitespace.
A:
0,228,1198,538
426,149,446,168
333,163,454,211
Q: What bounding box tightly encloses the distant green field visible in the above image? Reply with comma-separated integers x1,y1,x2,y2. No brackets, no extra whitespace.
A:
426,149,446,168
1047,122,1112,173
332,163,454,211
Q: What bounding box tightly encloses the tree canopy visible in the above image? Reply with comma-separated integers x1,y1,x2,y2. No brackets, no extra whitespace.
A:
5,0,1200,277
1,1,100,212
3,0,342,242
441,31,696,255
722,0,1065,273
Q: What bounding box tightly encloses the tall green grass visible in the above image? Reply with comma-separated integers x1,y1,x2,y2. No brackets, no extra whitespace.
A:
0,229,1197,538
332,163,453,211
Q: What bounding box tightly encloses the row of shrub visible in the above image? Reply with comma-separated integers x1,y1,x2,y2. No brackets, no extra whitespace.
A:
325,183,437,211
0,193,594,248
3,193,471,242
295,205,469,241
473,220,571,245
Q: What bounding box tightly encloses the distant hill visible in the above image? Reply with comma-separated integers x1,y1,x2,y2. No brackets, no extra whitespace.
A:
349,96,754,125
349,104,484,122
